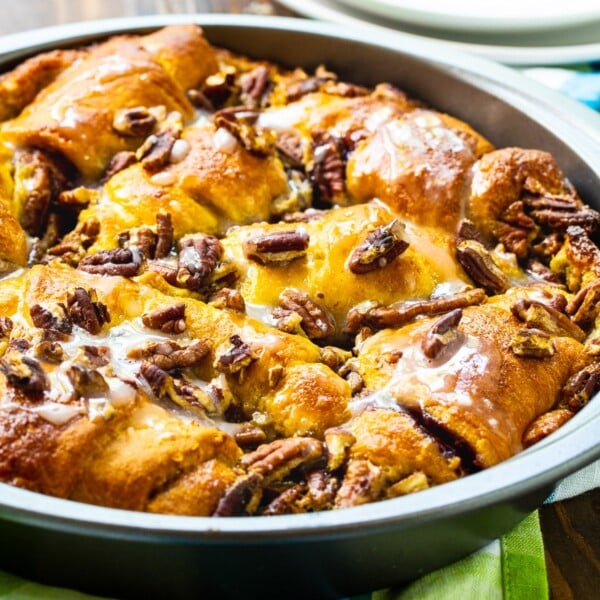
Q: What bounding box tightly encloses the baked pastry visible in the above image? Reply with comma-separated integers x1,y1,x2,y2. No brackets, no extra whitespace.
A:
0,25,598,517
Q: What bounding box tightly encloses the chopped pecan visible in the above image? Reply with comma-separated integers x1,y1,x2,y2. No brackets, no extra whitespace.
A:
0,316,13,338
63,288,110,335
137,129,178,172
304,468,340,510
27,212,61,266
566,280,600,327
455,218,488,247
212,473,262,517
48,219,100,265
344,288,486,334
335,459,385,508
275,131,305,168
78,248,142,277
177,235,222,290
102,151,137,182
14,149,69,237
201,66,238,109
275,289,335,340
112,106,157,137
34,340,64,364
281,208,327,223
141,304,186,334
240,65,271,107
209,288,246,312
241,437,324,483
66,364,109,398
509,328,555,358
310,131,345,203
523,409,574,448
456,240,510,294
421,308,463,359
323,81,370,98
526,259,562,284
560,362,600,412
128,339,210,371
511,298,585,342
186,88,214,111
318,346,352,372
120,227,156,259
286,66,337,101
81,345,111,367
214,106,274,156
348,220,409,274
0,353,49,394
532,233,563,259
386,472,430,498
154,211,174,259
29,304,72,338
147,262,179,286
214,335,257,379
267,364,284,388
243,229,309,265
262,484,307,515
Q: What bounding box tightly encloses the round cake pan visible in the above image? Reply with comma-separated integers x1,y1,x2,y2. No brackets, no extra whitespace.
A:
0,15,599,600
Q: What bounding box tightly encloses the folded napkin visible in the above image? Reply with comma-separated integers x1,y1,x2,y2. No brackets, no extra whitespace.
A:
1,65,599,600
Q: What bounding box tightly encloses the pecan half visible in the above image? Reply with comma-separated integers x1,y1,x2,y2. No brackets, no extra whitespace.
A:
523,409,574,448
112,106,157,137
335,459,385,508
243,229,309,265
214,106,274,156
212,473,262,517
63,288,110,335
348,220,409,274
275,289,335,340
0,353,49,394
30,304,72,338
455,218,488,247
241,437,324,483
154,211,174,259
456,240,510,294
344,288,486,334
509,328,555,358
67,364,109,398
141,304,186,334
560,362,600,412
214,335,257,379
262,484,307,516
234,427,267,449
128,339,210,371
137,129,178,172
421,308,463,359
275,131,305,167
102,151,137,182
177,235,222,290
525,190,600,233
240,65,271,107
566,280,600,327
511,298,585,342
78,248,142,277
310,131,346,203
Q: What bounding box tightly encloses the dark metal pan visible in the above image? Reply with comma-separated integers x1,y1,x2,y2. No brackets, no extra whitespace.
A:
0,15,599,600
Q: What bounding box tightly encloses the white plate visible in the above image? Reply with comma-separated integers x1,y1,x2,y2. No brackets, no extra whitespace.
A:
279,0,600,65
336,0,600,33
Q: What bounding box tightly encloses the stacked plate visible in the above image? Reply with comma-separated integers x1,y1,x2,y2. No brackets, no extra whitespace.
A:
278,0,600,65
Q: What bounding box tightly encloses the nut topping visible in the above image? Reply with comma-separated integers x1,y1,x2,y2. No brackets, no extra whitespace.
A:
566,280,600,327
344,288,486,334
240,65,270,107
214,335,257,379
137,129,178,172
78,248,143,278
102,151,137,182
310,130,346,203
66,364,109,398
0,317,13,338
112,106,157,137
509,328,555,358
456,239,510,294
212,473,262,517
213,106,274,156
0,353,49,395
141,304,186,334
63,288,110,335
30,304,72,338
208,288,246,312
511,298,585,342
154,211,174,259
560,362,600,412
177,235,222,290
348,220,409,274
275,289,335,340
421,308,463,359
241,437,324,483
128,339,210,371
243,229,309,265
